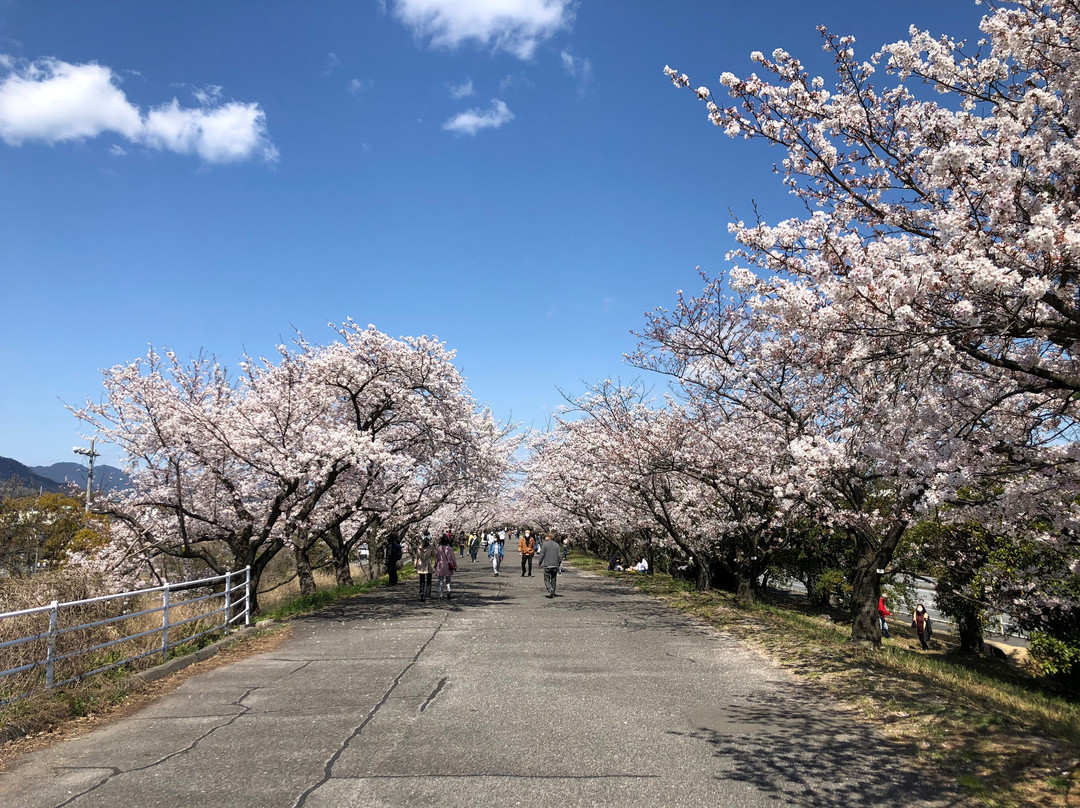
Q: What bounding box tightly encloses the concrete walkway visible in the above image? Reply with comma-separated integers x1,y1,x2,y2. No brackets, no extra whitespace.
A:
0,559,963,807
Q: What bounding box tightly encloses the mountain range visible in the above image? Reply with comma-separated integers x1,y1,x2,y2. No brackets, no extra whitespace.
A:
0,456,130,496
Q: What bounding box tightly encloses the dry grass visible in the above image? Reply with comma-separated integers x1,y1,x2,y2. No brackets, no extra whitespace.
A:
570,554,1080,808
0,559,400,768
0,570,237,705
0,623,291,771
255,562,373,614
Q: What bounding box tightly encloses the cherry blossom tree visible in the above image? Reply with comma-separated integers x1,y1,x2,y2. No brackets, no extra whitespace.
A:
664,0,1079,638
74,322,511,613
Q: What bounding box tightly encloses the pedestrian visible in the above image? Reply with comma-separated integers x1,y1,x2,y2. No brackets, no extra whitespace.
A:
911,603,933,650
385,534,402,586
518,529,536,577
415,533,435,601
562,538,569,560
537,531,562,598
488,533,504,576
469,533,480,562
435,535,457,599
878,595,892,638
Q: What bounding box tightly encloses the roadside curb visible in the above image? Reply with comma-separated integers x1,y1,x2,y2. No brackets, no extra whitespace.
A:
131,620,276,685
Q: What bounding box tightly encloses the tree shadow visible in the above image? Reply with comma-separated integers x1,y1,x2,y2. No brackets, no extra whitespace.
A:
672,683,964,807
296,584,516,622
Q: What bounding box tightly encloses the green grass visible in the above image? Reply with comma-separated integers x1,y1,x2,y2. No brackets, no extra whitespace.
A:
568,552,1080,808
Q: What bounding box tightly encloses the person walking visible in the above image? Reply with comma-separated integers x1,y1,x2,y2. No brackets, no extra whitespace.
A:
415,533,435,601
469,533,480,562
385,534,402,586
537,531,562,599
488,533,504,576
518,529,536,577
878,595,893,638
435,535,456,599
912,603,933,650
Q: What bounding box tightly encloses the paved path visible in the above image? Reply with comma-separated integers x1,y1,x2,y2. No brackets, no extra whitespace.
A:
1,559,963,807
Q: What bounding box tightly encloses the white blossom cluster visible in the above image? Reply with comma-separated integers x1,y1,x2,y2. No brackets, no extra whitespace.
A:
578,1,1080,640
71,321,514,608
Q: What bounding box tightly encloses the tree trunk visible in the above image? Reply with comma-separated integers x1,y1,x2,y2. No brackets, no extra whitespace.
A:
318,525,355,588
334,553,354,587
850,563,882,645
694,557,710,591
849,516,909,645
735,567,755,605
240,535,285,618
957,611,983,654
293,544,318,596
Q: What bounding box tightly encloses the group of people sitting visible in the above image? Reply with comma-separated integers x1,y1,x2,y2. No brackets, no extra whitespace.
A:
608,555,649,573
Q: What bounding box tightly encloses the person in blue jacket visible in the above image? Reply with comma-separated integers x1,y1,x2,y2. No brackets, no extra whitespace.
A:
488,534,504,576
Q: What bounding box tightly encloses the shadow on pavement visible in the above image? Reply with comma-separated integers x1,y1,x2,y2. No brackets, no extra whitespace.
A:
298,584,516,622
671,683,963,808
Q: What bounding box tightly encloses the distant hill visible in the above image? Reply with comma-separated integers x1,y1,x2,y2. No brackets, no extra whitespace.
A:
0,456,64,494
32,462,130,493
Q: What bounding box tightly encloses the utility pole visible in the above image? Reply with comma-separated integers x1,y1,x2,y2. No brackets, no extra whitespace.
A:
73,438,99,514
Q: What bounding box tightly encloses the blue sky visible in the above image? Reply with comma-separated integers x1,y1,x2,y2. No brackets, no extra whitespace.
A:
0,0,986,467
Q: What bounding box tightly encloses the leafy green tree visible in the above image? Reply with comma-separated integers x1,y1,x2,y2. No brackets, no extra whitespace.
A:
0,493,109,576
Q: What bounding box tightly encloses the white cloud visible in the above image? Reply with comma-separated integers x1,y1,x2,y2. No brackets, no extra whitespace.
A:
560,48,593,93
391,0,574,60
109,144,127,156
323,52,342,76
142,99,278,163
560,49,590,78
192,84,223,106
0,56,277,164
0,58,142,144
442,98,514,135
449,79,474,99
347,77,374,96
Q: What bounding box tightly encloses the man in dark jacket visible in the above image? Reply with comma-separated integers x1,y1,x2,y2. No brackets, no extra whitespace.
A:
536,532,562,598
386,535,402,586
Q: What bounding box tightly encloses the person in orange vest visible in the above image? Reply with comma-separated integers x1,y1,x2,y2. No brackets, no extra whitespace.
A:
518,529,537,577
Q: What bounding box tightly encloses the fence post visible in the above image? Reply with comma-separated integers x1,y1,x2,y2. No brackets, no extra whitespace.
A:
244,567,251,627
224,570,233,634
45,600,59,689
161,585,170,661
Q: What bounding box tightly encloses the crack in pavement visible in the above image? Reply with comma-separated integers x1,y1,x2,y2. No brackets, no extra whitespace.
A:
418,676,448,713
53,686,260,808
292,612,450,808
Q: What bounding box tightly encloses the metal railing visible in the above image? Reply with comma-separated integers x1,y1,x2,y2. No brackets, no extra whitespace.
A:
0,567,250,704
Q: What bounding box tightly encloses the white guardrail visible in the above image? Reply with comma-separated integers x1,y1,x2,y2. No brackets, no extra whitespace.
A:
0,567,250,704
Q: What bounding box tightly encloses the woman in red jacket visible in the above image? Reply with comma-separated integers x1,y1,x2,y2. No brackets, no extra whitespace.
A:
878,595,892,638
